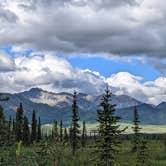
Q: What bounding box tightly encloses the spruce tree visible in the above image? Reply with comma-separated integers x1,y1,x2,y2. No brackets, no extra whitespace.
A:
23,116,30,145
12,119,16,134
64,128,69,142
71,91,80,155
16,103,24,142
52,120,59,141
81,121,87,148
164,135,166,152
31,110,37,143
60,120,63,142
95,87,125,166
137,139,150,166
69,124,72,144
37,117,42,142
132,106,141,152
8,116,12,141
0,106,8,146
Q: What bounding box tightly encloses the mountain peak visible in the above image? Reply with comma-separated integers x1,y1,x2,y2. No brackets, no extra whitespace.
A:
156,102,166,110
29,87,44,92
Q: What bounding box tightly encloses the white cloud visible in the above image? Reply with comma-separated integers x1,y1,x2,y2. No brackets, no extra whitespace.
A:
106,72,166,105
0,0,166,60
0,51,15,71
0,53,165,105
0,54,106,95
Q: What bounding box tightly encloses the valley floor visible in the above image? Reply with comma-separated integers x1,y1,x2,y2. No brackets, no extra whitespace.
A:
1,140,166,166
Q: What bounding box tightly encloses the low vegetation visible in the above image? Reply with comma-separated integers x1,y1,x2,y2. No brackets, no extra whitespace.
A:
0,88,166,166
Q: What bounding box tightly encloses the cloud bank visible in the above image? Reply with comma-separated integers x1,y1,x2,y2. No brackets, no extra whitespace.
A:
0,52,165,105
0,0,166,59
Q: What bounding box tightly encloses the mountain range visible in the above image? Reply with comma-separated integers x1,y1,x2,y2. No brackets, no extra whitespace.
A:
0,88,166,125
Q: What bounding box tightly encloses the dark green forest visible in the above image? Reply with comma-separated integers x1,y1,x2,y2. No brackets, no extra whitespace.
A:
0,88,166,166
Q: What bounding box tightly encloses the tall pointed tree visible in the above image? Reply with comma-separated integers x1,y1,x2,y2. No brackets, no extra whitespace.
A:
52,120,59,141
23,116,30,145
37,117,42,142
132,106,141,152
31,110,37,143
95,87,125,166
12,119,16,134
137,139,150,166
8,116,12,141
60,120,63,142
0,106,8,146
16,103,24,142
71,91,80,155
81,121,87,148
64,128,69,142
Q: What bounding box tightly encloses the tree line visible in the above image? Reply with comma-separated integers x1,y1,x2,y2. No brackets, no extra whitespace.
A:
0,87,154,166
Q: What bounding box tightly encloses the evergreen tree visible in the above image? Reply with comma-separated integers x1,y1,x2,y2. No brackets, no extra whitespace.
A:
31,110,37,143
8,116,12,141
36,140,50,166
137,139,150,166
23,116,30,145
60,120,63,142
37,117,42,142
64,128,69,142
12,119,16,134
52,120,59,141
69,124,72,144
0,106,8,146
95,87,125,166
81,121,87,148
164,134,166,152
71,91,80,155
16,103,24,142
132,106,141,152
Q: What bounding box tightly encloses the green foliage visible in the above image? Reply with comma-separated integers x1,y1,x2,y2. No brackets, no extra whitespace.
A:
136,139,150,166
35,140,51,166
0,106,15,146
71,91,80,155
95,87,125,166
16,103,24,142
52,120,59,141
60,120,63,142
8,116,12,140
16,141,23,166
64,128,69,143
31,110,37,143
81,121,87,148
37,117,42,142
23,116,30,146
132,106,141,152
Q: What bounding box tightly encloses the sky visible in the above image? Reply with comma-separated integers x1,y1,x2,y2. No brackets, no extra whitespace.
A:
0,0,166,105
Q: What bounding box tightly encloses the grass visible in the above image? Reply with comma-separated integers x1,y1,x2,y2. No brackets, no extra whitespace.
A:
42,122,166,135
1,140,166,165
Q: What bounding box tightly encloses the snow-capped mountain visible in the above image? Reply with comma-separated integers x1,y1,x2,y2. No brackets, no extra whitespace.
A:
0,88,165,125
20,88,142,109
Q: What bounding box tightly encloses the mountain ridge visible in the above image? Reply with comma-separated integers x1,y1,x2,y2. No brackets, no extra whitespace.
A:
0,88,165,125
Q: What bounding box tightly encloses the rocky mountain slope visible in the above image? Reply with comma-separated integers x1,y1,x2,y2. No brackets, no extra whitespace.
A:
0,88,165,125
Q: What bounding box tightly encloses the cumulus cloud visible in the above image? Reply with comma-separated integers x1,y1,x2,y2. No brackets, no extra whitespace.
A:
0,0,165,104
0,53,165,105
0,51,16,71
0,0,166,60
0,54,106,94
106,72,166,105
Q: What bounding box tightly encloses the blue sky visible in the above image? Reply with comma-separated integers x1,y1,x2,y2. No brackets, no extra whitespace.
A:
0,0,165,105
0,46,161,82
68,56,160,81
